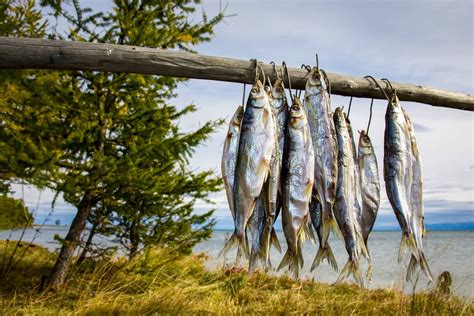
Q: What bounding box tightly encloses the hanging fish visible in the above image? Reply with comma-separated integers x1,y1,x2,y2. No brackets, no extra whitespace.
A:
221,106,244,220
220,80,275,260
345,114,364,248
278,97,314,278
357,130,380,248
249,82,283,272
219,106,244,261
402,108,432,282
384,95,432,282
333,107,368,287
304,67,340,270
358,130,380,280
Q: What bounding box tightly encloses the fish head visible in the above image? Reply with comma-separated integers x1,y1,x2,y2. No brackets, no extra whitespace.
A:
386,93,402,114
270,78,286,100
264,85,273,99
289,97,306,129
305,67,327,95
229,105,243,133
358,130,374,154
247,80,268,108
333,107,346,129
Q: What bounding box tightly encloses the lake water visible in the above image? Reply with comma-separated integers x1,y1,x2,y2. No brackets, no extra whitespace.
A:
1,227,473,298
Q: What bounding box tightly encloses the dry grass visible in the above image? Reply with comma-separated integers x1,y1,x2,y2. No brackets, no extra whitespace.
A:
0,240,471,315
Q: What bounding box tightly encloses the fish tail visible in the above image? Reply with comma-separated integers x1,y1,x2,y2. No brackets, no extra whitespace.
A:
311,244,338,272
218,230,250,261
419,251,434,282
406,252,433,283
398,233,419,263
356,231,370,260
270,228,281,253
406,255,418,282
277,250,300,279
336,259,366,288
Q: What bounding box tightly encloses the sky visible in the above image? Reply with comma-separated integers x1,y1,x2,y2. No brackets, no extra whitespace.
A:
12,0,474,230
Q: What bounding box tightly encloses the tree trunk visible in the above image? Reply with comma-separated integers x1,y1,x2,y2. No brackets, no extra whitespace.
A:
129,219,140,259
76,219,98,266
47,193,96,288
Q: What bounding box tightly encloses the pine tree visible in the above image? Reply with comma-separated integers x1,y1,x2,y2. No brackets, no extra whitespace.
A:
0,0,225,287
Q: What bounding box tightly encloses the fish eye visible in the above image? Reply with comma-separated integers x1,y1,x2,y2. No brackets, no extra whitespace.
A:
364,136,370,142
251,88,258,93
291,105,300,111
276,87,283,92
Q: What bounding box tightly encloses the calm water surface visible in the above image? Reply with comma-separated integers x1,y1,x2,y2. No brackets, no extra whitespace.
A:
1,227,473,298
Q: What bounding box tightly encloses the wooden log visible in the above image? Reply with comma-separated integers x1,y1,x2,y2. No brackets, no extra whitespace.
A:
0,37,472,111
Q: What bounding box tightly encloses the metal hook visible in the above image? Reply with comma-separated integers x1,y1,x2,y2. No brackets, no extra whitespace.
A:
381,78,396,95
366,98,374,134
315,53,319,72
257,64,266,88
270,61,280,80
301,64,311,72
282,61,293,101
347,96,353,118
242,83,247,108
364,75,390,101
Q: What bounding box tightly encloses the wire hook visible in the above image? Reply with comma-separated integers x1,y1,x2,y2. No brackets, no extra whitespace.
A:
364,75,390,101
347,96,353,118
282,61,293,101
301,64,311,72
366,98,374,134
381,78,396,95
315,53,319,72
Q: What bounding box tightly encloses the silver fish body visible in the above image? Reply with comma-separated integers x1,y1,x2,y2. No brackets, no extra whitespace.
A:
384,96,432,281
304,67,340,269
278,97,314,278
249,83,284,271
220,80,275,260
402,108,432,282
333,107,367,287
357,130,380,247
221,106,244,219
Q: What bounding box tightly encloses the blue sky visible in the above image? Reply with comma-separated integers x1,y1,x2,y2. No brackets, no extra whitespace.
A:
12,0,474,230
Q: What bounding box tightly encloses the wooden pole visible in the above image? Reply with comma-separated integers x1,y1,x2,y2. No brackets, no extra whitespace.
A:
0,37,472,111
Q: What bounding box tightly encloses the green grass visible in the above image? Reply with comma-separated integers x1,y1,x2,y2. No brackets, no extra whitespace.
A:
0,240,472,315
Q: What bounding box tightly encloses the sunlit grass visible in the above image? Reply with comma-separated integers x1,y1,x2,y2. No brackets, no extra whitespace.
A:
0,240,471,315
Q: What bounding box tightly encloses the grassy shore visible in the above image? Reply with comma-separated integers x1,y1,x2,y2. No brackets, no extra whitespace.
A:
0,240,471,315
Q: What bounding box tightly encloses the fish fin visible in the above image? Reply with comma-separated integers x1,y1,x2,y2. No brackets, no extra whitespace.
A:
398,233,419,262
311,245,338,272
335,259,366,288
270,228,281,253
323,216,343,242
303,219,316,245
277,250,300,279
218,231,250,261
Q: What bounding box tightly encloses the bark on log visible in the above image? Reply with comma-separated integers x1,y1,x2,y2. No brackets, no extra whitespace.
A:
0,37,472,111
